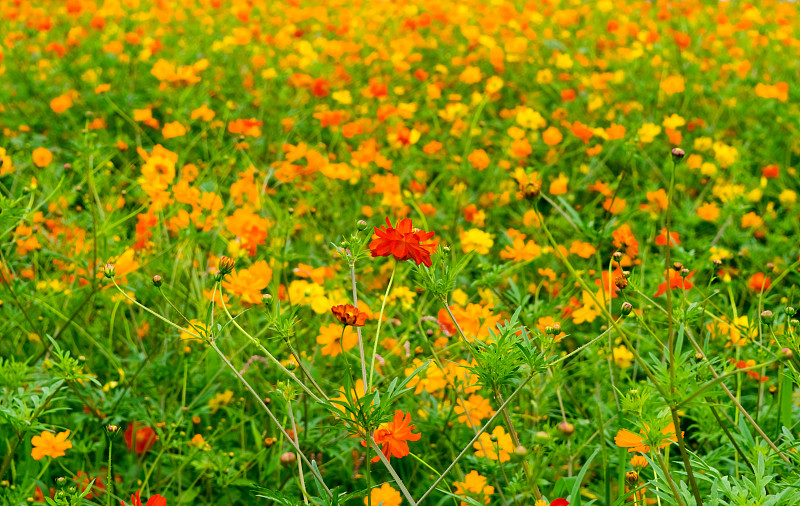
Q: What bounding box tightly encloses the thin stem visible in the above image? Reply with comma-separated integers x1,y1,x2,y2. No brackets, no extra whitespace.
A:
286,397,309,504
368,263,396,391
654,449,685,506
208,341,333,499
218,286,326,402
367,436,417,506
350,262,369,394
416,373,535,504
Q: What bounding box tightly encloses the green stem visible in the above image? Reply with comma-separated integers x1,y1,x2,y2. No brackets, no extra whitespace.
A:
368,263,396,391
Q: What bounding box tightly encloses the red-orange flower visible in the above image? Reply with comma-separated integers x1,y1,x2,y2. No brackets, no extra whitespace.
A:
369,217,436,267
331,304,368,327
748,272,771,292
122,490,166,506
654,269,695,297
362,410,421,462
124,423,157,454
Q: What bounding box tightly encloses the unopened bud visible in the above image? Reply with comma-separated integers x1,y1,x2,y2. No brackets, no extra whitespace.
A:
612,252,623,262
626,471,639,484
152,275,162,287
680,268,690,278
761,310,773,324
263,294,273,306
780,348,793,361
672,262,683,271
615,276,628,290
671,147,685,160
357,220,368,231
786,307,797,317
621,302,633,316
104,263,116,278
558,421,575,437
280,452,297,466
218,256,236,275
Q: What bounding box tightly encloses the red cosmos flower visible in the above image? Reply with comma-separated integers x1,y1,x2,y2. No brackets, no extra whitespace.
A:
362,410,421,462
369,217,436,267
124,423,157,454
550,500,570,506
748,272,771,291
331,304,368,327
121,490,166,506
654,269,695,297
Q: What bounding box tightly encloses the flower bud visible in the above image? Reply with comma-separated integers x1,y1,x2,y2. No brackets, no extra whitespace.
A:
218,256,236,275
56,477,67,486
280,452,297,466
357,220,368,231
152,275,162,287
103,263,116,278
626,471,639,484
263,294,273,306
264,437,275,448
779,348,793,361
786,307,797,317
671,147,685,160
552,323,561,334
621,302,633,316
680,268,690,278
545,326,554,335
761,310,773,324
557,421,575,437
615,275,628,290
612,251,623,262
105,424,119,435
672,262,683,271
514,445,528,456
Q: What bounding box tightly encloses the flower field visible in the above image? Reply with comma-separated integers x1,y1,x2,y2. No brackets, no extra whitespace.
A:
2,0,800,505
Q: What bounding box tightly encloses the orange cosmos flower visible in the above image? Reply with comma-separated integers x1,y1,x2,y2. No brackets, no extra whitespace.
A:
369,217,436,267
654,228,680,246
331,304,368,327
31,430,72,460
363,410,421,462
654,269,695,297
615,422,681,453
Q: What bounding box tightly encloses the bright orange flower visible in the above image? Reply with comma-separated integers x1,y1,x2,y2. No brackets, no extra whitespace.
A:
31,430,72,460
363,410,421,462
614,422,681,453
331,304,368,327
